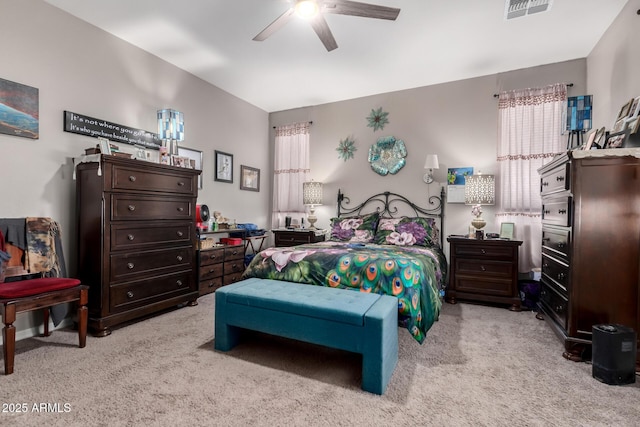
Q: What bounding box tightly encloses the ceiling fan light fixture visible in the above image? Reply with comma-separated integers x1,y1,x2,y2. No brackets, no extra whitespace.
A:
295,0,320,19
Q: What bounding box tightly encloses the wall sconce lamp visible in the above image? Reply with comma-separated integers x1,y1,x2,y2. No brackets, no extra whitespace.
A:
303,180,323,230
464,174,495,231
423,154,439,184
157,109,184,155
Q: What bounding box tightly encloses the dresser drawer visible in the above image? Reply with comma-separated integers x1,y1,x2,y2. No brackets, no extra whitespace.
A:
200,277,223,295
110,246,193,282
540,163,570,196
453,243,514,260
539,281,568,331
455,259,514,279
541,252,569,294
454,277,513,296
111,194,193,220
200,263,223,281
224,245,244,261
223,272,244,285
542,197,572,227
110,271,195,312
542,226,570,261
111,164,197,196
111,222,194,251
224,259,244,275
200,248,224,266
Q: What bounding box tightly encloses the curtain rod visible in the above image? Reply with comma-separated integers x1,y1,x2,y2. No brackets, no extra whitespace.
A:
273,121,313,129
493,83,573,98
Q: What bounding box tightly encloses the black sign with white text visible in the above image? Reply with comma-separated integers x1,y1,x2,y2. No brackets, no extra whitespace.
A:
64,111,162,149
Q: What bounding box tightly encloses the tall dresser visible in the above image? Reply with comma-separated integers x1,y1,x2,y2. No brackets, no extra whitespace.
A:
538,151,639,370
76,155,201,336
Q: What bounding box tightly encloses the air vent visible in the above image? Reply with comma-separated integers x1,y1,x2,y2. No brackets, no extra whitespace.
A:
505,0,552,20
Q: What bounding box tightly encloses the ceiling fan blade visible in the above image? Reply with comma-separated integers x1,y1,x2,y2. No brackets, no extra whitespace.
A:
310,14,338,52
322,0,401,20
252,7,296,41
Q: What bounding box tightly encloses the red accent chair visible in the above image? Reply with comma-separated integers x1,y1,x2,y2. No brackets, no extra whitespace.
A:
0,273,88,375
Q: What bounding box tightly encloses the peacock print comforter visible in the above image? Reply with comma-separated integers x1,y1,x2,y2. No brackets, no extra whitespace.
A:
242,241,447,343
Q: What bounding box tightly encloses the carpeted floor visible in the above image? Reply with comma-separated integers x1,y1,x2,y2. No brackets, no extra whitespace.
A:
1,294,638,426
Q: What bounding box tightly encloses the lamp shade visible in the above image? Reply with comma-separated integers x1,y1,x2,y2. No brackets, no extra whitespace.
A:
424,154,439,170
157,109,184,141
465,174,495,205
303,181,323,206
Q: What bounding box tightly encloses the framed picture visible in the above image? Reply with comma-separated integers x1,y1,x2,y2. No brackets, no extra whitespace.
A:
583,129,597,150
0,77,39,139
98,137,111,155
628,96,640,119
178,146,203,189
240,165,260,192
592,126,606,148
215,150,233,183
500,222,514,240
603,129,630,149
616,98,634,120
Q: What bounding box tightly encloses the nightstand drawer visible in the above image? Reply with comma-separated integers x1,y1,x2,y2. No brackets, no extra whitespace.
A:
200,247,224,266
199,277,223,295
453,244,514,260
224,245,244,261
223,271,244,285
455,259,514,279
455,277,513,296
224,260,244,275
200,263,223,280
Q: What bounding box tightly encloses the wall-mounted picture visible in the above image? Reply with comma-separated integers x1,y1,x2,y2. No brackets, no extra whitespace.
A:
446,167,474,203
215,150,233,183
178,146,203,189
0,77,39,139
240,165,260,192
500,222,515,240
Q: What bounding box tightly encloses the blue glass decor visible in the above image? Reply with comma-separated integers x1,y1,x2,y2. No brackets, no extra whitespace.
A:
368,136,406,175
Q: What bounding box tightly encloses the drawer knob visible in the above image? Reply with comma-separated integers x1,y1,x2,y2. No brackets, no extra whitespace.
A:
176,255,183,262
209,254,217,260
542,181,549,186
127,291,134,298
543,263,549,268
176,280,183,287
127,262,134,270
177,181,185,187
544,209,551,215
480,265,486,271
557,273,566,281
558,209,567,215
128,204,136,212
127,234,135,241
556,176,564,182
481,249,486,254
209,269,216,273
177,207,184,212
208,283,214,288
557,242,565,248
129,175,136,182
177,231,184,237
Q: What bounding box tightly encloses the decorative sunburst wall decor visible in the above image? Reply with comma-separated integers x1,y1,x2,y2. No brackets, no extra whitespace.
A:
336,136,357,161
366,107,389,131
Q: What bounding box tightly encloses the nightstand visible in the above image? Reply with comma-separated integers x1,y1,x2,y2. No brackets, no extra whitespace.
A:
446,236,522,311
272,229,326,247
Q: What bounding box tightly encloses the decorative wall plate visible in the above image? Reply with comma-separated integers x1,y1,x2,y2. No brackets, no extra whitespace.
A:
336,136,356,161
368,136,406,175
366,107,389,131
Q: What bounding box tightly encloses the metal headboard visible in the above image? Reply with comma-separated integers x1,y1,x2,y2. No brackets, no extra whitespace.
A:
336,188,446,247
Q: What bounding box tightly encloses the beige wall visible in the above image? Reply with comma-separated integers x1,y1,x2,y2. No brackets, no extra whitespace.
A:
587,0,640,127
269,61,586,249
0,0,269,340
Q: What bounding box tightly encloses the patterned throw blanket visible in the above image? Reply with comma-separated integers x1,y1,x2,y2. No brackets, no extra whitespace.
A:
25,217,63,277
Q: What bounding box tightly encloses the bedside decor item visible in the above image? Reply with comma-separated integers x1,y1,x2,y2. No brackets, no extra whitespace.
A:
240,165,260,192
336,136,357,161
423,154,439,184
178,146,203,188
97,137,111,155
464,174,495,231
368,136,406,175
0,77,38,139
366,107,389,132
215,150,233,183
302,180,323,230
500,222,515,239
157,109,184,155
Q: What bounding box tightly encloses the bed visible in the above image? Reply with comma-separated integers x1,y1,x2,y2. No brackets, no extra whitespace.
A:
242,189,447,344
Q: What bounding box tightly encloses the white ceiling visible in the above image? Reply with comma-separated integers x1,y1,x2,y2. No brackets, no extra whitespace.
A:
45,0,628,112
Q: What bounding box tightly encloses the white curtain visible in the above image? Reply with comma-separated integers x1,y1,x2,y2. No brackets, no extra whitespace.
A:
496,83,567,273
272,122,310,229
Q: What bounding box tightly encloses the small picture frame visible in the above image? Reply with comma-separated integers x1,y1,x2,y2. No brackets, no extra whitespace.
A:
592,126,606,148
603,129,630,149
627,96,640,119
583,129,597,150
215,150,233,183
178,146,203,189
240,165,260,192
500,222,514,240
97,137,111,155
616,98,634,120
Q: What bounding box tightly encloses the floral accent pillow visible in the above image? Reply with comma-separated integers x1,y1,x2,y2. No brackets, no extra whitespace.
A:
374,217,440,248
329,212,380,243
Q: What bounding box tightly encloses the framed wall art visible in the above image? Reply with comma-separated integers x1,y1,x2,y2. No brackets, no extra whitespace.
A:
215,150,233,183
0,77,39,139
178,146,203,189
240,165,260,192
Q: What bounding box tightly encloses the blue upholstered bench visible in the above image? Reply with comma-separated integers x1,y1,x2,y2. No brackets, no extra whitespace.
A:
214,278,398,395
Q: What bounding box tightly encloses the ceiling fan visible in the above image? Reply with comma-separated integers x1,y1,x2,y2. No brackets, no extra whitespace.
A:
252,0,401,52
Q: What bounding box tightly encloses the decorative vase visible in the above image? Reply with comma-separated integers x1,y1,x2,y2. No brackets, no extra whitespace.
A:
471,216,486,230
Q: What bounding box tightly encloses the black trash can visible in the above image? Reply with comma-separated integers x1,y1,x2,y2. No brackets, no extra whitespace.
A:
592,324,636,385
